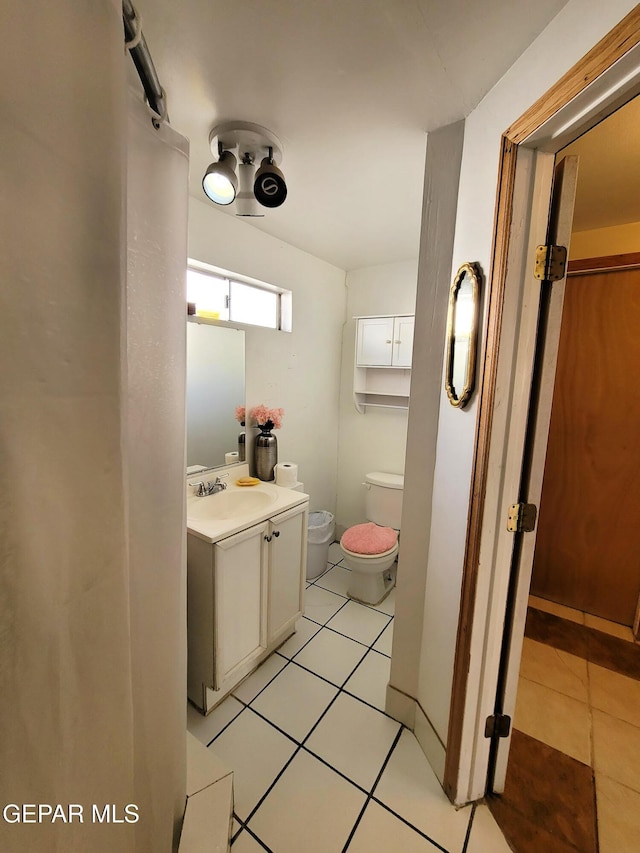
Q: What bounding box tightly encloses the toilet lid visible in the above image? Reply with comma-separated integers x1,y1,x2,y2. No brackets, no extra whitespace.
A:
341,522,397,555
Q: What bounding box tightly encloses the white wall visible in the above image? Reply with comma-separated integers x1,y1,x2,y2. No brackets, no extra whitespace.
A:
335,260,418,532
386,121,465,776
188,198,346,512
570,220,640,258
398,0,638,792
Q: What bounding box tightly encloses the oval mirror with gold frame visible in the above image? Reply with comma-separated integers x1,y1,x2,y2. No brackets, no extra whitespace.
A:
445,262,481,408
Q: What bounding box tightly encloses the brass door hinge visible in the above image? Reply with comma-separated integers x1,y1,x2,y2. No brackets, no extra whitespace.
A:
484,713,512,739
534,244,567,281
507,503,537,533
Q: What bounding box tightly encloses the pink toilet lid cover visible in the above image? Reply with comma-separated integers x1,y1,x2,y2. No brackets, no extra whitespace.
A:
342,522,397,555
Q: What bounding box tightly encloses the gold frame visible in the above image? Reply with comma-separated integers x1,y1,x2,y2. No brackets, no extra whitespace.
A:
445,262,481,408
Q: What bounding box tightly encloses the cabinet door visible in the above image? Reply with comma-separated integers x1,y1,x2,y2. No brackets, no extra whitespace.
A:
214,521,268,689
392,316,414,367
356,317,394,366
267,503,308,644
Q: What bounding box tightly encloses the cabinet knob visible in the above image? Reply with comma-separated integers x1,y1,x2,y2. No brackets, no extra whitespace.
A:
386,339,392,344
264,534,272,542
273,530,280,538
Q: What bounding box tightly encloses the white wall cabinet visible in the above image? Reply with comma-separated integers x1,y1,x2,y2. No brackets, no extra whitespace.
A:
356,315,414,367
187,500,309,713
353,315,414,412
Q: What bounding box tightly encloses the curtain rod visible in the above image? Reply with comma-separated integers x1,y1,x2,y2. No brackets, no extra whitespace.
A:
122,0,168,124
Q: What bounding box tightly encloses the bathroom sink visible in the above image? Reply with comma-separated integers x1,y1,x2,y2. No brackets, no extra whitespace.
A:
187,488,276,521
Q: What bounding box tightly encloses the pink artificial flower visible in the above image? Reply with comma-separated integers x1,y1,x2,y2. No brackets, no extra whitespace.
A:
248,404,285,429
269,407,284,429
235,405,246,424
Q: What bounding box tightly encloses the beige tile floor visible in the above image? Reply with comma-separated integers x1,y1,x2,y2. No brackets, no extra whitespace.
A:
188,543,511,852
514,602,640,853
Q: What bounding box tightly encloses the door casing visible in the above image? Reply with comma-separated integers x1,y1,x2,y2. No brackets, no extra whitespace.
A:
443,7,640,805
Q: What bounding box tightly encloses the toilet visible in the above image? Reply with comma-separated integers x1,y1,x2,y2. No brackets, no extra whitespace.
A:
339,471,404,605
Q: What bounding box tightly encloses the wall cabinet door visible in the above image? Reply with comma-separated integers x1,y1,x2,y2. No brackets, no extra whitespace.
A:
356,316,414,367
356,316,395,366
393,315,414,367
213,520,268,689
267,504,308,644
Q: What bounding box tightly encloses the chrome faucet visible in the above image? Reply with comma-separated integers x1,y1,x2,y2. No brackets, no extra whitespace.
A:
191,474,229,496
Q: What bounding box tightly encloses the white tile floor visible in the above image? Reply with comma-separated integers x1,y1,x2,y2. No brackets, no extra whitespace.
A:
188,542,510,852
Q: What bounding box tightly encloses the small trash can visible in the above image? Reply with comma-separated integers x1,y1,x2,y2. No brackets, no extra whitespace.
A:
306,511,335,580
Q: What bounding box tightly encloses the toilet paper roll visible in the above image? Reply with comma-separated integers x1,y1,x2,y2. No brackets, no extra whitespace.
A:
275,462,299,487
225,451,240,464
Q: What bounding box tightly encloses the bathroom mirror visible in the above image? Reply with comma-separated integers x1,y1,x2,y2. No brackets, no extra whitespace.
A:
186,320,245,472
445,262,481,409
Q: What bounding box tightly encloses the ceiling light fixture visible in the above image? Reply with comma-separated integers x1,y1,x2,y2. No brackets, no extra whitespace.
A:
203,122,287,214
202,148,238,205
254,147,288,208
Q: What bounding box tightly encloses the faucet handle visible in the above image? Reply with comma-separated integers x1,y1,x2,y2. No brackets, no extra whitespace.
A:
189,481,209,496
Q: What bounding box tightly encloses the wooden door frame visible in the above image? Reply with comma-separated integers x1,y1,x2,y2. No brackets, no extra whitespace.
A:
443,7,640,803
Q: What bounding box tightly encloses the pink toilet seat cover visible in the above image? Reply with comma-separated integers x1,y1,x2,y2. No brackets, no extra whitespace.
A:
342,522,397,555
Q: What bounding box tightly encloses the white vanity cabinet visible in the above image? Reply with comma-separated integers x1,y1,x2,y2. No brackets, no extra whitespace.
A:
187,498,309,713
353,314,414,412
213,520,269,689
267,505,308,644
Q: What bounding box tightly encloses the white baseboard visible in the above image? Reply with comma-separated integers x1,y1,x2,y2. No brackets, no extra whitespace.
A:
414,702,446,785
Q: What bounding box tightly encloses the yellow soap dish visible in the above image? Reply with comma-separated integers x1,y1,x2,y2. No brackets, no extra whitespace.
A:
236,477,261,487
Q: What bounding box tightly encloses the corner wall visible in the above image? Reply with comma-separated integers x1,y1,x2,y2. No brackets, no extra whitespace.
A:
386,121,465,766
188,199,346,513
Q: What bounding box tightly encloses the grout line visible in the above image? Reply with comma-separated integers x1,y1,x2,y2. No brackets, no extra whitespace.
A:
206,658,294,747
302,611,393,652
461,802,477,853
241,744,303,827
232,821,274,852
341,726,404,851
369,797,451,853
299,744,370,796
204,703,247,749
205,596,394,748
237,629,400,831
230,812,243,844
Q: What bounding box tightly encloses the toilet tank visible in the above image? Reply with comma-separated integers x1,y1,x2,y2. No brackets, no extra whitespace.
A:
364,471,404,529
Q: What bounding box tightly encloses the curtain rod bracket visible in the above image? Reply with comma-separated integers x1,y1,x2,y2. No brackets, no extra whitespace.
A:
122,0,168,125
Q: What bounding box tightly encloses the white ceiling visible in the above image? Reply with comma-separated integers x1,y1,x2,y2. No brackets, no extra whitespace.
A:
137,0,569,271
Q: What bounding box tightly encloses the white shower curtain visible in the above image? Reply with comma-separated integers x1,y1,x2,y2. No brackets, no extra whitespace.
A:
0,2,189,851
125,90,189,852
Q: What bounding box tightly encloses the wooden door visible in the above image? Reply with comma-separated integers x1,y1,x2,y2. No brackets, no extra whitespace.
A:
531,255,640,625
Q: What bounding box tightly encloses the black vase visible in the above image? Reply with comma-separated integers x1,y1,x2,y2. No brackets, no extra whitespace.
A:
255,427,277,481
238,431,246,462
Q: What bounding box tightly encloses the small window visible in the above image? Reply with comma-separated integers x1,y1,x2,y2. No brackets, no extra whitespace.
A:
186,269,229,321
187,261,291,332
